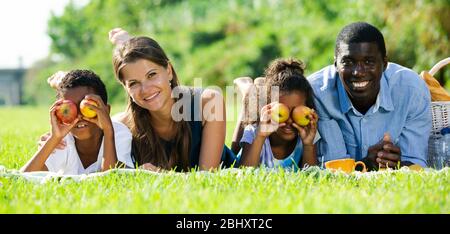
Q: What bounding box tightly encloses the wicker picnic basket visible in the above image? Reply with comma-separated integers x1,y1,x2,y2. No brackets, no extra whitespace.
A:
424,57,450,168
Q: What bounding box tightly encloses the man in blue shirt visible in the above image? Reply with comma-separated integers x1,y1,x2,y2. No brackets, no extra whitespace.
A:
307,22,431,171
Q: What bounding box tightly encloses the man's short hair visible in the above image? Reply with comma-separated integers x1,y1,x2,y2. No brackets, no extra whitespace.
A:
57,69,108,104
335,22,386,58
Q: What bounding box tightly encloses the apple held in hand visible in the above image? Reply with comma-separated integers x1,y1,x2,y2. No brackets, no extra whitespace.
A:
270,103,290,123
80,99,98,118
55,100,78,125
292,105,312,126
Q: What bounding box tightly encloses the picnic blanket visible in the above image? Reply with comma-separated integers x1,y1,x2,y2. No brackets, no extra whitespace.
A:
0,165,242,183
0,164,439,184
0,166,162,183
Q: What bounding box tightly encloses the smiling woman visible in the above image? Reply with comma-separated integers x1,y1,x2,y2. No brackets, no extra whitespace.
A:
111,32,232,172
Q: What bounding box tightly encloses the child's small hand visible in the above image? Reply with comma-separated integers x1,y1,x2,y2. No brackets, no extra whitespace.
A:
81,95,113,134
257,103,285,138
49,100,79,139
293,109,318,145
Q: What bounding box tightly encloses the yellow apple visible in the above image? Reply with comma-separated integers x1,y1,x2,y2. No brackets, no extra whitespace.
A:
292,105,312,126
80,99,98,118
270,103,290,123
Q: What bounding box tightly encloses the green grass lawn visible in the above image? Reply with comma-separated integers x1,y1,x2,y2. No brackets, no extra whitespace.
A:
0,106,449,213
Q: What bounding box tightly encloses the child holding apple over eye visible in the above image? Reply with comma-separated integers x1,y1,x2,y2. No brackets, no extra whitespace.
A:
237,58,319,170
21,70,134,174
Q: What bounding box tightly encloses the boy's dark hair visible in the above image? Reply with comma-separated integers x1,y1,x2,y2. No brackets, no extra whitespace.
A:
265,58,315,109
57,69,108,104
335,22,386,58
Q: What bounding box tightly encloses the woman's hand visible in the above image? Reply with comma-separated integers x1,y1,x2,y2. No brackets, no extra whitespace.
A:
38,133,66,150
292,109,318,145
108,28,131,45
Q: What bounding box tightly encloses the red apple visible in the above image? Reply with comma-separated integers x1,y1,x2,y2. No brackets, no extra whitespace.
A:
292,105,312,126
80,99,98,118
55,100,78,125
270,103,290,123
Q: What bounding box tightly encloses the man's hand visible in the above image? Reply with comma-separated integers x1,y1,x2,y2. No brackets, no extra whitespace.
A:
376,138,401,169
365,142,383,171
364,133,401,170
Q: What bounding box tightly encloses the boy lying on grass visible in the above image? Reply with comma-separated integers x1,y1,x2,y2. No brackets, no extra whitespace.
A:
21,70,134,174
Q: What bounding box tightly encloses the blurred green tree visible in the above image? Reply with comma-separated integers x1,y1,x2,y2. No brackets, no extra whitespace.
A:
25,0,450,105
